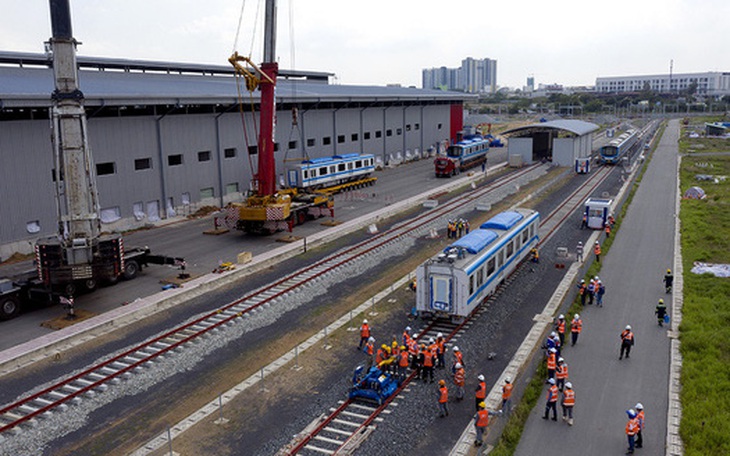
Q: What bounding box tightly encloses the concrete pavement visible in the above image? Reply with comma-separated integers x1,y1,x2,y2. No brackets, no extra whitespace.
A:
514,121,680,456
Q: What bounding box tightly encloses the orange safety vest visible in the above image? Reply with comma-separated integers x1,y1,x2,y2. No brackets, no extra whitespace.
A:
391,343,399,356
403,331,411,345
637,410,645,430
578,284,586,295
621,330,634,342
437,338,445,355
476,409,489,428
375,349,385,365
360,324,370,338
562,389,575,406
454,368,465,386
476,381,487,399
626,417,639,436
547,385,559,403
439,386,448,403
571,319,582,333
557,320,565,334
502,383,513,400
423,350,434,367
556,363,568,380
398,351,409,368
605,224,611,235
365,342,374,356
594,244,601,255
454,351,464,366
547,353,556,370
408,340,418,356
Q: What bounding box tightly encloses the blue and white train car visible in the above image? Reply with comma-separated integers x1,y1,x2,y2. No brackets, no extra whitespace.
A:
284,153,375,190
416,209,540,322
599,129,638,164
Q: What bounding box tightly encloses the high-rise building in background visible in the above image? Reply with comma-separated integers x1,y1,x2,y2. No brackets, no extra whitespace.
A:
422,57,497,93
526,76,535,93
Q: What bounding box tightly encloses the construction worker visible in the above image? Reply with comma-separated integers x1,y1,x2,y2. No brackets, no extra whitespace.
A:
501,377,513,417
556,358,568,391
555,314,566,346
594,241,601,263
436,333,446,369
576,241,584,263
475,374,487,411
473,402,501,447
364,337,375,369
530,247,539,263
587,277,596,305
397,345,409,380
608,214,615,227
619,325,635,360
542,378,559,421
625,409,639,454
635,403,645,448
596,280,606,307
664,269,674,293
561,382,575,425
546,348,557,381
577,279,587,306
605,222,611,238
375,344,387,367
402,326,412,346
422,344,435,383
570,314,583,346
358,319,371,350
452,346,464,373
656,299,668,326
437,379,449,417
408,335,419,375
580,213,587,229
453,362,465,401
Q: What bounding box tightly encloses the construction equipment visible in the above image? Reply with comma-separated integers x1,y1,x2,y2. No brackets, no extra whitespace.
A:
349,366,401,405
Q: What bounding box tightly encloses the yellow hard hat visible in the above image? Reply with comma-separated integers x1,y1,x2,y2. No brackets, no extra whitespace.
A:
478,401,486,409
382,344,388,349
439,379,446,386
667,269,671,274
659,298,664,304
400,345,406,350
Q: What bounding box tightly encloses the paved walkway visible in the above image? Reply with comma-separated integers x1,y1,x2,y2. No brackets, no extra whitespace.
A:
515,121,679,456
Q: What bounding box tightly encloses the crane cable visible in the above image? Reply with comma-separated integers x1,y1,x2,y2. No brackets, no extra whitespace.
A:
283,0,308,165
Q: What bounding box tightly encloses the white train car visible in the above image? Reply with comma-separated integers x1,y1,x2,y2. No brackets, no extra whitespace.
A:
284,153,375,190
416,208,540,322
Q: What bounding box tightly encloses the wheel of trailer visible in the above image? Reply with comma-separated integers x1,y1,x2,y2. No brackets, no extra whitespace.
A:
297,211,307,226
123,260,139,280
0,296,21,320
83,278,97,291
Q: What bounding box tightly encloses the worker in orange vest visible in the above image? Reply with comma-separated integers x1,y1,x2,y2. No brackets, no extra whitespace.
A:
402,326,412,346
453,362,465,401
422,345,435,383
452,346,465,373
555,314,566,346
397,346,409,380
561,382,575,425
625,409,639,453
619,325,635,360
364,337,375,369
358,319,370,349
546,347,557,381
437,379,449,417
577,279,587,306
473,401,502,447
375,344,386,366
542,378,559,421
556,357,568,392
501,377,513,417
436,332,446,369
605,222,611,238
635,403,645,448
571,314,583,346
594,241,601,263
475,374,487,411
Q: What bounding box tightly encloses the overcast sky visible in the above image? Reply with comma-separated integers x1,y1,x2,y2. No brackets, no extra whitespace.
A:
1,0,727,89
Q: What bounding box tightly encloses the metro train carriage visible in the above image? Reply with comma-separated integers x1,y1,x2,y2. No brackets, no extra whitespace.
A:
599,129,638,164
416,208,540,322
434,135,489,177
284,153,375,189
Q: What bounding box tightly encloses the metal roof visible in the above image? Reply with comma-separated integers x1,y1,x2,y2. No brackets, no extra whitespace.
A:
502,119,599,137
0,52,474,108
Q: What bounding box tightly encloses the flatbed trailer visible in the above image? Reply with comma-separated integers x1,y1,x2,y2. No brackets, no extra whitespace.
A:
318,176,377,195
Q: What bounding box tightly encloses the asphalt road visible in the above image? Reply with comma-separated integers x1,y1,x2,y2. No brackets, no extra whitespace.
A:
514,120,678,455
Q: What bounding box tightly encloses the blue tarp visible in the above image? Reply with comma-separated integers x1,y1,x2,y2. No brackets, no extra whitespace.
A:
445,229,498,255
480,211,524,231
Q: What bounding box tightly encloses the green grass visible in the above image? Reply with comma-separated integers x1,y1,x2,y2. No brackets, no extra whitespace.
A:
677,149,730,456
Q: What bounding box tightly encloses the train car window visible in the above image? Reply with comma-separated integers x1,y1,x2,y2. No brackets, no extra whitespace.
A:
370,159,374,166
477,268,484,287
506,241,514,258
487,258,495,276
304,170,309,179
530,224,535,238
355,160,362,168
319,167,328,176
469,275,474,295
330,166,336,174
515,235,521,250
522,229,529,243
338,164,346,172
498,250,504,267
348,163,353,170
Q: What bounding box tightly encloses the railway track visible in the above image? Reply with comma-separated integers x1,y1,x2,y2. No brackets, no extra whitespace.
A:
0,164,543,437
281,163,616,455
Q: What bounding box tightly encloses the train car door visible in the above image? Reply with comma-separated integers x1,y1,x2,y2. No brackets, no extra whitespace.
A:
429,275,453,314
496,249,505,284
287,169,300,187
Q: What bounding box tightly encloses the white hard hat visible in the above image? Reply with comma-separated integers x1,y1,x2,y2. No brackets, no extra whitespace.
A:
635,403,644,410
558,357,564,363
453,346,460,352
413,333,419,339
549,348,557,353
368,336,375,342
559,314,564,319
595,241,599,244
594,276,599,280
405,326,411,332
478,374,485,381
574,314,580,320
580,279,585,283
565,382,572,389
578,241,583,245
429,337,435,343
363,319,368,324
455,363,462,369
505,377,512,383
551,331,557,337
626,325,632,330
548,378,556,385
437,332,443,338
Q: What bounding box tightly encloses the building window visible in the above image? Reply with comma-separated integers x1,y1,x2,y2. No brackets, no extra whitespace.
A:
248,145,258,155
200,187,215,199
338,135,345,144
386,129,393,137
307,138,316,147
224,148,237,158
274,143,280,152
396,128,402,135
406,124,411,131
135,158,152,170
415,123,420,130
437,123,443,130
96,162,116,176
323,136,331,145
288,140,297,150
168,154,183,166
198,151,211,162
364,132,371,140
351,133,358,141
100,206,122,224
226,182,239,194
375,130,382,138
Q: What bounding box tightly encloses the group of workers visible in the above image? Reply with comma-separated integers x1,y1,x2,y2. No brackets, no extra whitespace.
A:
576,275,606,307
543,318,577,426
446,218,470,239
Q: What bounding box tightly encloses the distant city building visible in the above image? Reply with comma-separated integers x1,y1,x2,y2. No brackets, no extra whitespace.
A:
422,57,497,93
526,76,535,92
596,71,730,97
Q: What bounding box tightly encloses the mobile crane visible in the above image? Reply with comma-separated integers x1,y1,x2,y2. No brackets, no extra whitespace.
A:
0,0,183,320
